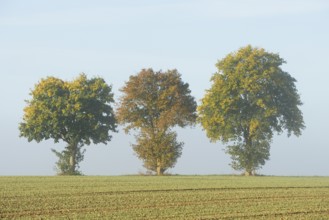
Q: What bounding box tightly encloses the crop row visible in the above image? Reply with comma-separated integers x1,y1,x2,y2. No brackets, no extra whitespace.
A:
1,176,329,219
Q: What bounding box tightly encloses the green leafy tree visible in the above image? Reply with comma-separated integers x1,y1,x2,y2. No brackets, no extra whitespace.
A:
51,146,85,175
198,45,305,176
117,69,197,175
19,74,117,175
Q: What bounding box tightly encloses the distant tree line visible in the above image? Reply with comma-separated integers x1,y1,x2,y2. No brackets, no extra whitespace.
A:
19,45,305,176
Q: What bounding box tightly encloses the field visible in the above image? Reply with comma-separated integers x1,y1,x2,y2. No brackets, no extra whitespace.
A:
1,176,329,219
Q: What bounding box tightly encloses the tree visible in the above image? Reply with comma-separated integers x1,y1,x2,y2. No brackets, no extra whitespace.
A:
133,130,183,175
19,74,117,175
51,147,85,175
198,45,305,176
117,69,197,175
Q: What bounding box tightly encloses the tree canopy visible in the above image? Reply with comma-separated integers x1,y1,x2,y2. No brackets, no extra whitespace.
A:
198,45,305,175
19,74,117,175
117,69,197,175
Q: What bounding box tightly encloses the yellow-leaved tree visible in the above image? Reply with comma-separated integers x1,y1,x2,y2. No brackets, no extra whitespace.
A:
198,46,305,176
19,74,117,175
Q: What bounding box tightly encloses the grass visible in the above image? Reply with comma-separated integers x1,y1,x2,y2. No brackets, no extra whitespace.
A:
1,175,329,219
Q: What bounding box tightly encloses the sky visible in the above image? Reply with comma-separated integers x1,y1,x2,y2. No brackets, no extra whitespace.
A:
0,0,328,176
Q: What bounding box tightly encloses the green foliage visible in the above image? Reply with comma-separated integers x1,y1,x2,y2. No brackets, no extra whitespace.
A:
198,45,305,175
117,69,197,175
226,141,270,175
133,131,183,174
51,144,85,176
19,74,117,175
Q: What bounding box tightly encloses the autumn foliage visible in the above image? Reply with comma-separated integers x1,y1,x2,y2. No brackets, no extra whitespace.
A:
117,69,197,175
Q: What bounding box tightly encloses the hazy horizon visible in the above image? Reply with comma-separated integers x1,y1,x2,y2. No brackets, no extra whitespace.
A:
1,0,329,176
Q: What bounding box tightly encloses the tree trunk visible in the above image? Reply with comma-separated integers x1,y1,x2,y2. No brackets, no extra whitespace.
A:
244,133,254,176
156,166,163,176
156,159,164,176
244,170,252,176
69,155,76,174
69,143,77,174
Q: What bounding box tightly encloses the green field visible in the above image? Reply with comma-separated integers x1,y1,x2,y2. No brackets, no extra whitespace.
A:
1,176,329,219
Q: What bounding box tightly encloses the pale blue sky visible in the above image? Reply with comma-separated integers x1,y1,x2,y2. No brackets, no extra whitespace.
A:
1,0,328,175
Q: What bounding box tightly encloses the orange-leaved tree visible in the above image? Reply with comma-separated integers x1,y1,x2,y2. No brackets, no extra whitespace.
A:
117,69,197,175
